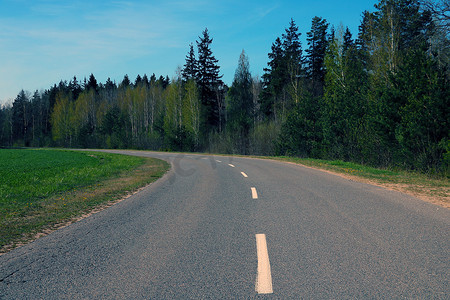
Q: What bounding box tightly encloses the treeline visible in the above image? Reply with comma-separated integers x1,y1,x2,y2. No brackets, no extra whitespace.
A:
0,0,448,175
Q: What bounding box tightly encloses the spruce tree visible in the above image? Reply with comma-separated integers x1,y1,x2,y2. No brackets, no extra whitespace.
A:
134,74,142,86
86,73,98,93
282,18,303,105
12,90,30,145
120,74,131,88
69,76,82,101
260,37,284,119
343,27,354,52
260,19,303,121
142,74,149,87
182,43,198,81
196,28,224,136
227,50,253,154
305,16,329,98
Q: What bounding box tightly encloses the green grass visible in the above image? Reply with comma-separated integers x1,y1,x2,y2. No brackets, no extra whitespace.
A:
0,149,169,252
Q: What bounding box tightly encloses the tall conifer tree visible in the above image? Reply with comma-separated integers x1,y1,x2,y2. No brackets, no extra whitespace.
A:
196,28,224,137
306,16,329,98
182,43,198,81
227,50,253,154
261,19,302,121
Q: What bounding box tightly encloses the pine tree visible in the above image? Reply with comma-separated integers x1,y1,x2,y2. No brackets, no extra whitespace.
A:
104,78,116,90
260,37,284,119
196,28,224,137
356,10,376,70
260,19,303,121
283,19,303,98
12,90,30,145
86,73,98,93
69,76,82,101
30,90,45,146
227,50,254,154
158,75,170,89
305,16,329,98
142,74,149,87
134,74,142,86
182,43,198,81
0,105,12,146
343,27,353,52
120,74,131,89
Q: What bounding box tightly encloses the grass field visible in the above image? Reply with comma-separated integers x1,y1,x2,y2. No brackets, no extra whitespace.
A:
0,149,169,252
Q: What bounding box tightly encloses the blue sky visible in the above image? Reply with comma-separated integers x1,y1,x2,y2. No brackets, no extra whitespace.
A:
0,0,378,104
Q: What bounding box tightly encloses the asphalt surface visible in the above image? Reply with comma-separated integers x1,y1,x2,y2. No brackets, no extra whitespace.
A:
1,150,449,299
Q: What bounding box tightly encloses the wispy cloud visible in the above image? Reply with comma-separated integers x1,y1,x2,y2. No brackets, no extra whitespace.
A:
0,0,209,101
0,0,378,103
29,2,83,16
253,4,279,22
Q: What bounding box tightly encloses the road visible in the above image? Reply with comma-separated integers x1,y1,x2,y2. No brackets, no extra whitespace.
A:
1,150,449,298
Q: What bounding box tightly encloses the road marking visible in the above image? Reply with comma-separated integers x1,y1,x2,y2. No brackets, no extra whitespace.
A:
216,160,222,163
255,234,273,294
251,187,258,199
228,164,235,168
241,172,248,178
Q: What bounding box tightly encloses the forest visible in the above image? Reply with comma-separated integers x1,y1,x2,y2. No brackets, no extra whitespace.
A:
0,0,448,175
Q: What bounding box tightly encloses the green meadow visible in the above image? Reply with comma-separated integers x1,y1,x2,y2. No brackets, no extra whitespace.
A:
0,149,169,252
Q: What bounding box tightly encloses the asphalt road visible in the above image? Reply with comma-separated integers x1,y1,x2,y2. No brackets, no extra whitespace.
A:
1,150,449,298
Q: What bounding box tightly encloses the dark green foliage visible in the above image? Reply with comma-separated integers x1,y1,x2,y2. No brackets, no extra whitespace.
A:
11,90,31,146
134,74,142,86
182,43,198,81
306,16,329,98
275,99,322,158
120,74,131,88
0,105,12,146
227,50,254,154
393,46,449,172
196,28,225,137
164,125,194,152
86,73,98,93
159,75,170,89
260,37,284,118
142,74,150,87
100,106,129,149
261,19,303,122
69,76,82,101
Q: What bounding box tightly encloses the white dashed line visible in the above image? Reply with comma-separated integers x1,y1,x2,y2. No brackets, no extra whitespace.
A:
241,172,248,178
228,164,235,168
255,234,273,294
251,187,258,199
216,160,222,163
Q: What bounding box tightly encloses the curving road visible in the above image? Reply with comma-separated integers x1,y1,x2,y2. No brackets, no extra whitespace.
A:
1,150,449,298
